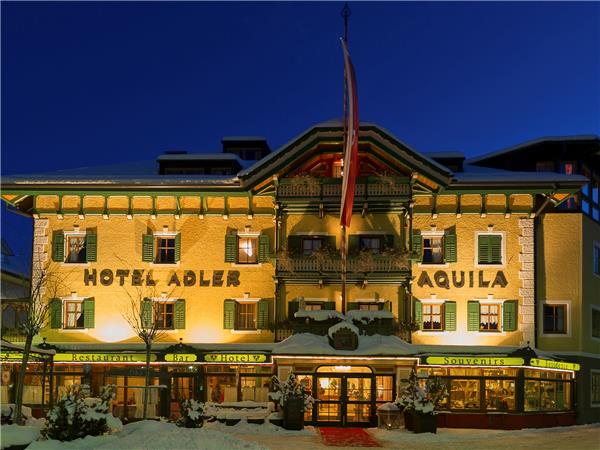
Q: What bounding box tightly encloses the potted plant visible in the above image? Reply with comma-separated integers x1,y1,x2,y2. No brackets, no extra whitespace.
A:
269,374,313,430
396,368,447,434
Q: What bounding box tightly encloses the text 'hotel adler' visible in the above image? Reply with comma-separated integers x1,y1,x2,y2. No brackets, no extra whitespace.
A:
1,122,599,428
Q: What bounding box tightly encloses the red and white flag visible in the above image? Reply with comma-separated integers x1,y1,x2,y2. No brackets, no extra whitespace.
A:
340,38,359,229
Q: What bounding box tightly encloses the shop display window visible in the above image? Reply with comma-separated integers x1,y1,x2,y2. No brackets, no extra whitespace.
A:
449,379,480,410
525,379,571,411
296,374,313,421
375,376,393,402
240,376,270,402
207,374,236,403
485,379,516,411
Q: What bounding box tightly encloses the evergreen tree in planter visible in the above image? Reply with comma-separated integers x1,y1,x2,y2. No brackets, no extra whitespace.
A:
175,399,205,428
396,368,447,434
270,374,313,430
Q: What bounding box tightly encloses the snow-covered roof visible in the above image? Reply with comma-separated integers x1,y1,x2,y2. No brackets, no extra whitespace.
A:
453,165,589,186
327,321,360,339
52,342,275,352
273,333,415,356
1,339,56,355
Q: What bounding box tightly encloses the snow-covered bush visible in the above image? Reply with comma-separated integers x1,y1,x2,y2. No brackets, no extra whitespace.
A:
176,399,205,428
269,374,313,413
44,384,120,441
396,368,447,415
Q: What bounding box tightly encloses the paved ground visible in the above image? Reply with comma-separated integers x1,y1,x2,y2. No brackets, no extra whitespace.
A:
235,424,600,450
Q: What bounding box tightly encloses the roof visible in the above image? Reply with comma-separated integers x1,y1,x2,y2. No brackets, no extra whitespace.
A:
453,164,589,187
467,135,600,165
1,339,56,356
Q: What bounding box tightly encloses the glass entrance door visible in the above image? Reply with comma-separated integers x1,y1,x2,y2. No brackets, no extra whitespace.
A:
314,374,373,426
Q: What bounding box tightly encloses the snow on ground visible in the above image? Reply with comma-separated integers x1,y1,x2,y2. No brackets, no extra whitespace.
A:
10,419,600,450
0,424,41,449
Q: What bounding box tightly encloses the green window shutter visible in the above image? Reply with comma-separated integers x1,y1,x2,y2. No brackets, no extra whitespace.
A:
258,234,270,263
257,298,272,329
323,301,336,310
52,231,64,262
324,236,336,250
444,232,457,263
348,235,359,253
288,300,300,320
478,235,490,264
141,299,153,328
174,299,186,329
503,300,518,332
85,233,97,262
142,235,154,262
225,234,237,263
83,297,95,328
444,301,456,331
347,302,359,311
384,235,394,250
412,230,422,262
223,299,236,329
175,233,181,262
490,235,502,264
287,236,302,255
50,298,62,328
414,300,422,330
468,301,480,331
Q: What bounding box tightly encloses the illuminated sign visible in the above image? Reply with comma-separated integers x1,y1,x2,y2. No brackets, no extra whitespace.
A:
202,353,269,364
54,353,156,363
530,358,580,371
165,353,197,362
425,356,525,366
1,353,27,361
417,270,508,289
83,269,240,288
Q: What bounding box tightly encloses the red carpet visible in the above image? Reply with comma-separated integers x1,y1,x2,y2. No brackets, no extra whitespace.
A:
319,427,381,447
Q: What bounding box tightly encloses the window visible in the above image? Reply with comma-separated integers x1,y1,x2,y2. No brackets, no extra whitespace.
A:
592,307,600,339
422,236,444,264
358,302,381,312
237,303,257,330
480,304,500,331
359,236,383,254
64,301,84,329
543,304,566,334
238,237,258,264
156,237,176,264
592,371,600,407
142,233,180,264
594,243,600,276
477,234,502,265
304,302,323,311
66,235,86,263
155,302,174,329
422,303,443,330
302,237,323,256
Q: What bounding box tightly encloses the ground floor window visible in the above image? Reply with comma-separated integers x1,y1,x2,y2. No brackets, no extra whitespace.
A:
205,365,272,403
592,371,600,407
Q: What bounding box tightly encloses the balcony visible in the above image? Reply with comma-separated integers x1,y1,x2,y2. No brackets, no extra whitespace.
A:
277,176,410,199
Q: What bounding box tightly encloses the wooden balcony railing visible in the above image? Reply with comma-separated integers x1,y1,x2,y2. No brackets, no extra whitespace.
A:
277,177,410,199
276,254,409,273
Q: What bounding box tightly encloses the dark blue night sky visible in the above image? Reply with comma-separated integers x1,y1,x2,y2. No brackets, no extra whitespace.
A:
2,2,599,267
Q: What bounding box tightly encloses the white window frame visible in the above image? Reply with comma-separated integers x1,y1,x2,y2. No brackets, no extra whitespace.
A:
230,297,262,334
540,300,571,338
151,230,179,267
62,230,88,266
474,231,506,268
59,294,88,332
418,231,448,268
476,298,506,334
592,369,600,408
591,304,600,342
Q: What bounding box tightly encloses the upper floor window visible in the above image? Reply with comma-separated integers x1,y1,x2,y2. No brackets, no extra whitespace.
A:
140,298,185,330
142,232,180,264
52,230,97,264
413,230,456,264
536,161,554,172
422,303,444,330
415,300,456,332
480,304,500,331
64,300,84,329
155,301,175,329
50,297,95,330
359,302,380,312
359,236,383,254
477,234,503,265
591,306,600,340
543,304,566,334
223,298,272,331
302,237,323,256
467,300,517,332
225,232,269,264
422,236,444,264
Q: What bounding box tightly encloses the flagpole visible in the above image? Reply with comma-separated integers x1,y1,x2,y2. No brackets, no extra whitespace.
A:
340,3,350,315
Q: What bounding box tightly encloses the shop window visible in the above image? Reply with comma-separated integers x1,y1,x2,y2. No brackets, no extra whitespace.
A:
375,376,394,402
543,304,567,334
592,307,600,339
142,232,180,264
237,236,258,264
485,379,516,411
52,230,97,263
422,303,444,330
477,234,503,265
240,375,270,402
359,236,383,254
302,237,323,256
225,233,269,264
592,371,600,407
525,379,571,411
450,379,480,410
480,304,500,331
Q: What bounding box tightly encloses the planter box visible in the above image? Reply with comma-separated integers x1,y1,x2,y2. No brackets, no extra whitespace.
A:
283,398,305,430
412,412,437,434
403,411,414,431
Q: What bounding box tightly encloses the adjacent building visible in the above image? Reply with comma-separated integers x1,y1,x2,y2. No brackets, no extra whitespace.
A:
1,122,596,428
